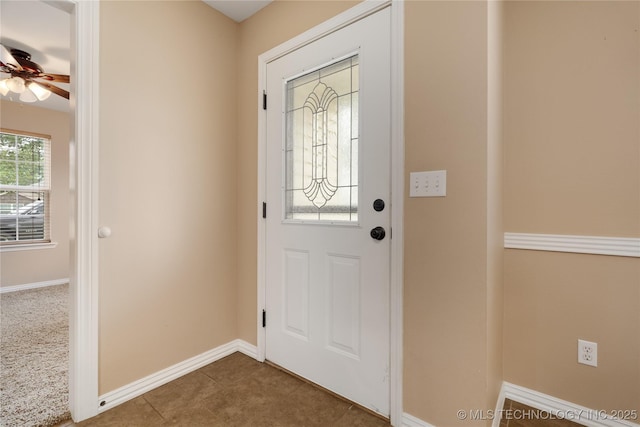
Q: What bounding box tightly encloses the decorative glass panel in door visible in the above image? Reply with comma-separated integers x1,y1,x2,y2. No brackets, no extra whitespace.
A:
285,55,359,222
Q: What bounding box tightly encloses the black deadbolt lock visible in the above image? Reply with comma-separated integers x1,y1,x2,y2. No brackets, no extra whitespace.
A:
373,199,385,212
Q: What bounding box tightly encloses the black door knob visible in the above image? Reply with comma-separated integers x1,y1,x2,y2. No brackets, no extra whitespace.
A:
370,226,386,241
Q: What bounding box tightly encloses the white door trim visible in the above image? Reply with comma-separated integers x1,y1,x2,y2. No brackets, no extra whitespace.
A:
58,0,100,422
256,1,404,424
388,0,404,424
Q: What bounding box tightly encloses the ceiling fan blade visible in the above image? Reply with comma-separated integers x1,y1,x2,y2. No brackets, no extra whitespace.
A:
35,81,69,100
0,44,23,71
38,73,70,83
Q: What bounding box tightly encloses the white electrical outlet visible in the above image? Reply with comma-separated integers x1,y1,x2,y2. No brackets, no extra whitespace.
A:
578,339,598,367
409,170,447,197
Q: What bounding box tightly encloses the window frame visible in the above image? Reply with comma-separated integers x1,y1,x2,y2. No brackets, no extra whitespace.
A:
283,53,361,224
0,128,52,247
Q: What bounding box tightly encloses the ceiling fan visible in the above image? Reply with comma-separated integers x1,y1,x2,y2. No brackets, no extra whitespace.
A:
0,44,69,102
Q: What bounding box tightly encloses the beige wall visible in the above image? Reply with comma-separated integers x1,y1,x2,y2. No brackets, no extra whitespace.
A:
93,0,640,423
404,1,502,425
503,1,640,413
98,1,239,393
504,251,640,412
0,101,70,287
504,1,640,237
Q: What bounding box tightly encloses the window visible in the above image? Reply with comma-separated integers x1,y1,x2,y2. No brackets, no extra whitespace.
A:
284,55,359,222
0,130,51,244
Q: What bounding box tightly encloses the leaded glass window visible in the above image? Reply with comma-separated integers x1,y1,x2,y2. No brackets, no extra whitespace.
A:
285,55,359,222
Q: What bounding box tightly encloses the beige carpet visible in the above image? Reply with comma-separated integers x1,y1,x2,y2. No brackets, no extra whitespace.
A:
0,284,71,427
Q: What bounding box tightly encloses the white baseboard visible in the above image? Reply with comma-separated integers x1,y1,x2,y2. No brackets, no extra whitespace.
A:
236,338,259,359
97,339,258,413
402,412,436,427
494,382,640,427
0,278,69,294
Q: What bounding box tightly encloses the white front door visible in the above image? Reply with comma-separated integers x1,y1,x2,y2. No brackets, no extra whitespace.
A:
264,6,391,416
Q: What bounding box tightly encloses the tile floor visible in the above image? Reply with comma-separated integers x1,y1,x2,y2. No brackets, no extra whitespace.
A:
62,352,391,427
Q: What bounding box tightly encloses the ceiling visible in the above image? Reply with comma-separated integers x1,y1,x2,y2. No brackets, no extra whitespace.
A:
0,1,71,112
204,0,272,22
0,0,270,113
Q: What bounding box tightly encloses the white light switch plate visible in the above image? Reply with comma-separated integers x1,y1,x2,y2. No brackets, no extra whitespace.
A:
410,170,447,197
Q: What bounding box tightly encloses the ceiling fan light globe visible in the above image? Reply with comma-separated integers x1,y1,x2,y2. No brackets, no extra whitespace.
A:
19,88,37,102
0,79,9,96
6,76,25,93
28,82,51,101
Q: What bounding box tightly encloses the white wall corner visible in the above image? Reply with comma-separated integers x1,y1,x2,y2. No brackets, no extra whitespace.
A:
236,338,259,359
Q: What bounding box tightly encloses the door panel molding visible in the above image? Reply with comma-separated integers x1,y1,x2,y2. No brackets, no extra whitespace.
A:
257,1,404,424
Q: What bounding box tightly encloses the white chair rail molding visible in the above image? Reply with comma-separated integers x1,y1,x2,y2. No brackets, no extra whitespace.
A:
504,233,640,258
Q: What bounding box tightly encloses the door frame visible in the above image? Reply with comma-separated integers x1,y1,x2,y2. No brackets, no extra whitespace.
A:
51,0,100,422
256,1,404,424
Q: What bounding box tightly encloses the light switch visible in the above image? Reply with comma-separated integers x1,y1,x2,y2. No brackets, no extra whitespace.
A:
409,170,447,197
